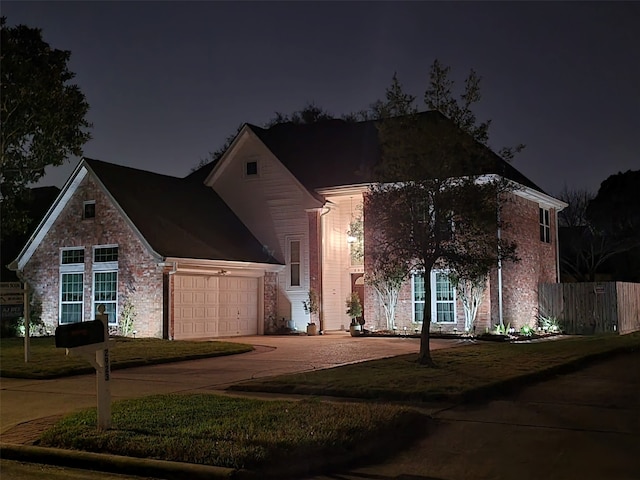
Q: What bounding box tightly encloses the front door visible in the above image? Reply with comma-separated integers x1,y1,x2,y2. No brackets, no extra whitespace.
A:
351,273,365,326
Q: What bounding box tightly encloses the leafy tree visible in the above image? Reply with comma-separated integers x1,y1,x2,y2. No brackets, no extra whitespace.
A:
1,18,91,238
193,102,335,172
366,62,518,366
558,185,594,228
559,174,640,282
365,247,411,331
265,101,334,127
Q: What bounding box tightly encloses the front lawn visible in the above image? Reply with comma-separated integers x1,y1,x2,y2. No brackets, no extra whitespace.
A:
0,337,253,379
39,394,424,475
229,333,640,402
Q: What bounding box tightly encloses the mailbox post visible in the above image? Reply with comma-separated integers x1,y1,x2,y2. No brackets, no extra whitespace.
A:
55,307,112,430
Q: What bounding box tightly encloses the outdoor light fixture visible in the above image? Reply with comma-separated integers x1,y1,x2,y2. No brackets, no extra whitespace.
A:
347,235,357,244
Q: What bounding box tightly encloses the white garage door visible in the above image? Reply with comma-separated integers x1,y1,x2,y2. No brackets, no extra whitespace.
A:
173,275,258,340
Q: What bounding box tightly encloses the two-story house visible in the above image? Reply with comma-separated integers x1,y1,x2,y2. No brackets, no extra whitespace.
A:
10,112,566,338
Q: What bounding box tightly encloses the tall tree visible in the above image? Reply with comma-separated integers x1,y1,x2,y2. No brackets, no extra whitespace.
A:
558,174,640,282
366,63,518,366
1,18,91,238
265,101,334,127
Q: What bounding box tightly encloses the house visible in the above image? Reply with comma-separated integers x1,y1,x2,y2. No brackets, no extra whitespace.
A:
10,112,566,338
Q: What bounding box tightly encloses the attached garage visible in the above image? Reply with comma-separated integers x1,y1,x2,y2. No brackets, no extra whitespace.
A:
173,274,259,339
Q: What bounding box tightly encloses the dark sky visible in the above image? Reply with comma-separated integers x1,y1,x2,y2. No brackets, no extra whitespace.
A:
3,1,639,196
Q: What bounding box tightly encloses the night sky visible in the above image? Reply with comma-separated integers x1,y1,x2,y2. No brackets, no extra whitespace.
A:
3,1,639,196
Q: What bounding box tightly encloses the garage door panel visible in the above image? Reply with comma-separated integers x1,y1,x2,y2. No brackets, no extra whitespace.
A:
174,274,258,339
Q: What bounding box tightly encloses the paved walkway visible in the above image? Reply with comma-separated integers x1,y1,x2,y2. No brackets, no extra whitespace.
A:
0,334,461,440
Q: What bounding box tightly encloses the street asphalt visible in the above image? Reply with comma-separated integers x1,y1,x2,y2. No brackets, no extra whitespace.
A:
1,334,639,479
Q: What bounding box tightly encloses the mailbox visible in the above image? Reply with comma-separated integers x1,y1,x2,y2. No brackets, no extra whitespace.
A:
55,320,105,348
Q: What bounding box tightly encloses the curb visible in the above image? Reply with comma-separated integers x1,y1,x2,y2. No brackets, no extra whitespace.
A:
0,443,250,480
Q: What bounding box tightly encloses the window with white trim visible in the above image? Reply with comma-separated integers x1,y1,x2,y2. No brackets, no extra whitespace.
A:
432,272,456,323
93,245,119,325
288,238,301,288
413,271,456,323
93,271,117,324
539,207,550,243
412,273,426,322
60,248,85,324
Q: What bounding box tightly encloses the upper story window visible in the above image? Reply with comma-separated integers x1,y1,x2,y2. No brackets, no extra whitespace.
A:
94,246,119,263
83,201,95,219
61,248,84,265
288,239,301,288
245,161,258,177
539,207,551,243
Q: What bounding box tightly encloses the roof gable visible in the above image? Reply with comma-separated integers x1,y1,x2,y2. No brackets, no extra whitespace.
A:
84,158,280,264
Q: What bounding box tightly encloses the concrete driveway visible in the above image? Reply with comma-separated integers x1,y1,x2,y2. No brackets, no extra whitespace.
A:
0,333,462,434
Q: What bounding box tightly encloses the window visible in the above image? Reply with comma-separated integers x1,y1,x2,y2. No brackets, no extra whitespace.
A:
94,246,118,263
60,248,85,324
289,239,301,288
433,272,455,323
93,245,119,324
60,273,83,324
61,248,84,265
83,201,95,219
539,207,550,243
413,271,456,323
412,273,426,322
245,161,258,176
93,271,117,325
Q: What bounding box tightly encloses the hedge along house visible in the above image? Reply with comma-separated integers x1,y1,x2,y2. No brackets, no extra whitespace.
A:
11,111,566,338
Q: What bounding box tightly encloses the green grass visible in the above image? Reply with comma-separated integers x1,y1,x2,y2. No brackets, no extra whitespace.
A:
39,394,425,473
0,337,253,379
229,333,640,402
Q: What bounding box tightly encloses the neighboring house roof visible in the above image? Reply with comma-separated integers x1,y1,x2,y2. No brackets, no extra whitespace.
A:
84,158,279,264
247,111,545,194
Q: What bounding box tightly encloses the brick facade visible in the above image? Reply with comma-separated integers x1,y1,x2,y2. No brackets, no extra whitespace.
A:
21,175,164,338
263,271,279,333
493,193,558,329
363,191,559,333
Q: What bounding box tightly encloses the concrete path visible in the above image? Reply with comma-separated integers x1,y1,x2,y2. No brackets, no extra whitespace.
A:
0,334,460,436
310,351,640,480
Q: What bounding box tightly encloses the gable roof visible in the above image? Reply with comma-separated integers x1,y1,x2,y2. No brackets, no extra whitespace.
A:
84,158,279,264
248,111,545,194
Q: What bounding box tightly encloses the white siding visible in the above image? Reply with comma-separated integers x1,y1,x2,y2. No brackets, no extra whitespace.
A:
321,194,364,331
209,132,321,330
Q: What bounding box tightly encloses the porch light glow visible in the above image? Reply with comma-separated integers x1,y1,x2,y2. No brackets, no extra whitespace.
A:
347,235,358,244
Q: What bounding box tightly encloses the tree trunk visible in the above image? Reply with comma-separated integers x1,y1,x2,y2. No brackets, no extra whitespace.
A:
417,275,435,366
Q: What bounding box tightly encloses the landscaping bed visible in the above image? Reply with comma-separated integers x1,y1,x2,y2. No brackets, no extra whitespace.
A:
0,337,254,379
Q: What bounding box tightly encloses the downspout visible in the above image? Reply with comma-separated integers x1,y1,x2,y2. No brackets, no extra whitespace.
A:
497,213,504,328
554,209,561,282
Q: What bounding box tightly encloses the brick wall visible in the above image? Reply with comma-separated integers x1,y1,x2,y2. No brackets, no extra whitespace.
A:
493,193,558,329
363,191,558,334
263,271,279,332
20,174,164,337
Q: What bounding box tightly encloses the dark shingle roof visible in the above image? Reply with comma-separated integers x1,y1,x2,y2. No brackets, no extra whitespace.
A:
249,111,545,193
84,158,279,264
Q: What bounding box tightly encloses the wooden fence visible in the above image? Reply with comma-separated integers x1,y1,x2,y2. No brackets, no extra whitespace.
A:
539,282,640,335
